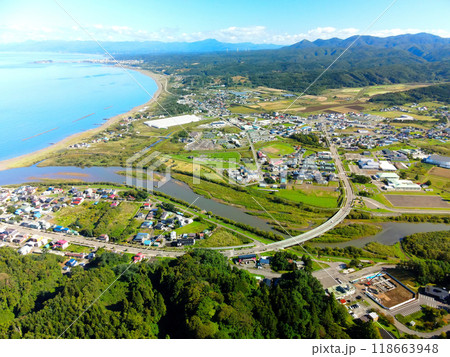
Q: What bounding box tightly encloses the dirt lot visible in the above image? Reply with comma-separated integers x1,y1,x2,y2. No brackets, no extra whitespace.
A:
346,105,365,111
186,139,219,151
355,273,415,309
385,194,450,208
429,167,450,179
345,153,371,161
379,282,415,308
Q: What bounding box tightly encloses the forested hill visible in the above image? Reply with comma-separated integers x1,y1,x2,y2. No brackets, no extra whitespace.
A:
0,248,380,339
132,33,450,93
286,33,450,62
369,83,450,105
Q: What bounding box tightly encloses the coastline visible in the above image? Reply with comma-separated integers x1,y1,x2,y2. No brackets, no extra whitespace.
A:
0,68,164,172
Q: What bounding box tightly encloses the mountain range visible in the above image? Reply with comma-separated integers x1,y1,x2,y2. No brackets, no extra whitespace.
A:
1,33,448,59
286,33,450,62
128,33,450,93
0,38,281,54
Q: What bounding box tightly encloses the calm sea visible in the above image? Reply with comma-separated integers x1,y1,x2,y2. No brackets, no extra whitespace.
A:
0,52,157,161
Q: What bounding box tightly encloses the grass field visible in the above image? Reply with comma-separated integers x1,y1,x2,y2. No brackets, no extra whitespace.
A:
261,142,295,158
385,268,420,290
66,244,95,254
175,220,215,234
400,162,450,199
410,139,450,156
54,201,141,241
364,242,408,260
275,187,339,208
195,228,251,247
229,104,263,114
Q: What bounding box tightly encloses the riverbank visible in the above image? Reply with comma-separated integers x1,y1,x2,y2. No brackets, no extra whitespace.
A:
0,68,164,172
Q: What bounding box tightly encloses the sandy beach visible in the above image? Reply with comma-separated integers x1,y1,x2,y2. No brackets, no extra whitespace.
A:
0,68,164,172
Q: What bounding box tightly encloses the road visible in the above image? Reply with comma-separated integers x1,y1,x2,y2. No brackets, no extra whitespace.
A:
3,222,184,258
245,131,263,180
235,133,355,254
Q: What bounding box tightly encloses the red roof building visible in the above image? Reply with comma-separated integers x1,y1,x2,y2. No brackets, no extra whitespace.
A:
133,253,144,263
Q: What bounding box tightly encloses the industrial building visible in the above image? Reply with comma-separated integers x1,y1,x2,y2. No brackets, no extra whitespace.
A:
358,159,379,169
377,172,399,180
385,178,421,191
423,155,450,169
379,161,396,171
144,115,203,129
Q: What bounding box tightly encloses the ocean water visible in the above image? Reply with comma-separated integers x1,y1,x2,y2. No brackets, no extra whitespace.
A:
0,52,157,161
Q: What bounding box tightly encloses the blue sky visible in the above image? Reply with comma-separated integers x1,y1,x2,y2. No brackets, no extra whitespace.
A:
1,0,449,44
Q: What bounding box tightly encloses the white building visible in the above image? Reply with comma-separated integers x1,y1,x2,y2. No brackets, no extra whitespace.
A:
377,172,399,180
18,245,32,255
386,178,421,191
379,161,396,171
144,115,203,129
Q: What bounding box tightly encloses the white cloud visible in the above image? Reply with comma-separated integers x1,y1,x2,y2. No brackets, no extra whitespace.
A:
0,23,449,45
369,28,450,38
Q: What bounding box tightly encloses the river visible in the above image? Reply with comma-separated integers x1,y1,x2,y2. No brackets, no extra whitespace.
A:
310,222,450,248
0,164,280,234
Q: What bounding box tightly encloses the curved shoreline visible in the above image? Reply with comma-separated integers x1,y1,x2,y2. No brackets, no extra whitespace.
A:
0,68,164,172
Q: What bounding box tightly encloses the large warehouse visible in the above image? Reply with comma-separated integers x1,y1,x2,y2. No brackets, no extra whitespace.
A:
145,115,203,129
423,155,450,169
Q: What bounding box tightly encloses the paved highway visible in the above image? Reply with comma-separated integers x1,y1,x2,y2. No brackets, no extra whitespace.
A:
2,222,184,258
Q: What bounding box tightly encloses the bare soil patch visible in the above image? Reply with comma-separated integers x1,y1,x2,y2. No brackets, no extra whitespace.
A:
346,105,365,111
429,167,450,180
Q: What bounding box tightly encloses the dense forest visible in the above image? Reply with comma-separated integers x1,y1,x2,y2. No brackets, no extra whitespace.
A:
402,231,450,262
369,83,450,105
0,247,380,339
290,133,323,148
398,231,450,287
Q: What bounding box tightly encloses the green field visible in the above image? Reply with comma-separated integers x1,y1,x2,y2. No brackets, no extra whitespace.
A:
364,242,408,260
195,228,251,247
54,201,141,242
275,188,339,208
175,220,215,234
65,244,94,254
261,142,295,158
229,104,263,114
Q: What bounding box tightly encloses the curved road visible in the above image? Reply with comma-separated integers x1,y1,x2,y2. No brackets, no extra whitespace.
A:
233,136,355,255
